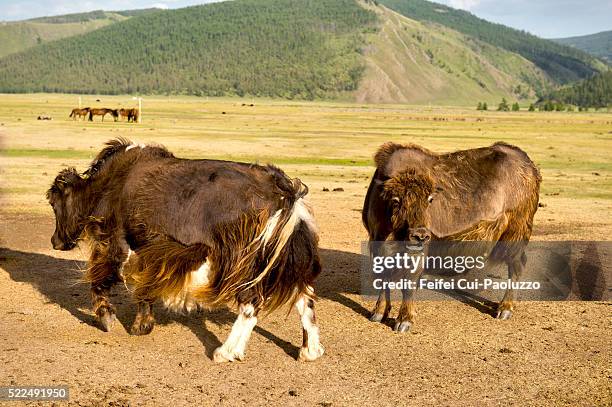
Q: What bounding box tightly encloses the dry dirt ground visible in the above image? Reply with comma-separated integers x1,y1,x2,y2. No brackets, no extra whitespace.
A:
0,95,610,406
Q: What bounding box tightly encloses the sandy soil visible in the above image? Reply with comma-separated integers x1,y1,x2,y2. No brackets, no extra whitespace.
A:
1,188,610,406
0,95,610,405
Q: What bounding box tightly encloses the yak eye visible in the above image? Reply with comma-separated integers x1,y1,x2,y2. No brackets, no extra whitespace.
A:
392,197,400,205
427,195,434,203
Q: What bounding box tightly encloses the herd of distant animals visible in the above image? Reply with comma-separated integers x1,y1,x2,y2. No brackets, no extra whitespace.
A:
69,107,139,122
47,138,540,362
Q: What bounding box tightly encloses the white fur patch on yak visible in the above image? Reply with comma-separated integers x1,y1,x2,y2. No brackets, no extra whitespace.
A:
294,198,318,235
162,261,211,313
125,143,145,151
240,197,317,290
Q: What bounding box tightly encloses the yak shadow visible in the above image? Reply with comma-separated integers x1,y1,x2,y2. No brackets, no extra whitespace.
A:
0,246,500,348
0,247,298,359
318,247,500,320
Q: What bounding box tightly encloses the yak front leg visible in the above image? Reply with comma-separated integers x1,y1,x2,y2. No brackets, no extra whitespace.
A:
395,288,417,333
213,303,259,363
394,265,424,333
369,240,392,323
88,242,127,332
131,300,155,335
370,283,391,323
496,253,525,320
295,290,324,362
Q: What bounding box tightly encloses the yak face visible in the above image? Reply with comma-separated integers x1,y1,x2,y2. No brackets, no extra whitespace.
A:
383,169,438,251
46,168,85,250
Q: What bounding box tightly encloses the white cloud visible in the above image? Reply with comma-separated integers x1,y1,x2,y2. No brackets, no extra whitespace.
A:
446,0,482,11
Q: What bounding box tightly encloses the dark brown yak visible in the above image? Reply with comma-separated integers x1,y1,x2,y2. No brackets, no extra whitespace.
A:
69,107,90,120
47,138,324,362
88,108,118,122
363,142,541,332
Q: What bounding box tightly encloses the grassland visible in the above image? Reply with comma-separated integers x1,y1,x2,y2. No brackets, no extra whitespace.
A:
0,94,610,405
0,93,611,238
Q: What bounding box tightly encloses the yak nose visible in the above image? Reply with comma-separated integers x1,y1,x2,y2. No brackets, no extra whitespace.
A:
51,235,65,250
410,228,431,243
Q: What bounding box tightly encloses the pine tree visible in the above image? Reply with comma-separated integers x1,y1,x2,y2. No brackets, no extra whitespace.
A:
498,98,510,111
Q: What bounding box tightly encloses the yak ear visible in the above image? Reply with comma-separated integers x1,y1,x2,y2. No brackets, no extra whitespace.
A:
56,167,83,191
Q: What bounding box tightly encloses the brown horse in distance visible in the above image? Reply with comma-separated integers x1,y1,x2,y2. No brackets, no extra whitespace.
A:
69,107,90,121
89,108,118,122
119,108,139,123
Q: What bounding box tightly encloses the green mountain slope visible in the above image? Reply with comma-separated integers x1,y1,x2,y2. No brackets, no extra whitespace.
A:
378,0,607,84
355,3,549,104
0,0,377,98
0,9,156,58
553,31,612,64
0,0,605,104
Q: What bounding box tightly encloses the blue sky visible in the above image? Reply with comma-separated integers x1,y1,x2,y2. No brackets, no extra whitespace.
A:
1,0,610,39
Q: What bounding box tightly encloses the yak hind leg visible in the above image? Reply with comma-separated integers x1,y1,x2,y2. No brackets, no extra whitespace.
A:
296,289,324,362
213,303,259,363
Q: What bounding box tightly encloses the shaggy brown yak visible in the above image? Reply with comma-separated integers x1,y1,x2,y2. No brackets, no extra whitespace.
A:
47,138,323,362
363,142,541,332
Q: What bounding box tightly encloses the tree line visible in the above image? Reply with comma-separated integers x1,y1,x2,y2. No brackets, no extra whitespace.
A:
0,0,377,99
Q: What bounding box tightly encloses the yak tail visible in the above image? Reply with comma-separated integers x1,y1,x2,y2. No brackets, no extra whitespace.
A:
241,179,312,289
194,175,317,312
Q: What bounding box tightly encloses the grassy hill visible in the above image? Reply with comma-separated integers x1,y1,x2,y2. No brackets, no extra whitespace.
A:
553,31,612,64
355,3,549,104
378,0,607,84
0,9,156,58
0,0,377,99
0,0,606,104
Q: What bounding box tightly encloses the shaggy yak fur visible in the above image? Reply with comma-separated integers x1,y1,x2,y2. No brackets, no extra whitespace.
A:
47,138,324,362
363,142,541,332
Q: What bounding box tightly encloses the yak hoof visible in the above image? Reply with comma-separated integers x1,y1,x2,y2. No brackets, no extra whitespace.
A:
496,309,513,320
369,313,385,323
98,309,116,332
213,346,244,363
298,344,325,362
130,316,155,336
393,320,412,333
